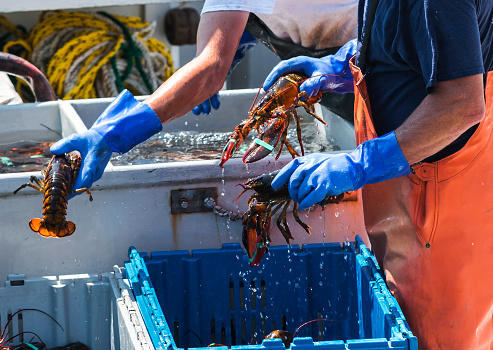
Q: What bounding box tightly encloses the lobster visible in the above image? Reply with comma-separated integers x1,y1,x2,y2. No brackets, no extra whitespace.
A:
13,151,92,238
262,318,338,348
237,170,345,267
219,73,327,167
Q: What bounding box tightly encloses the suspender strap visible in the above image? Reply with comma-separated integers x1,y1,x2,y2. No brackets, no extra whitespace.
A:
357,0,380,72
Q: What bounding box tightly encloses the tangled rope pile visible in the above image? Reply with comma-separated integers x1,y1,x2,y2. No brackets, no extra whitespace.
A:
0,11,174,100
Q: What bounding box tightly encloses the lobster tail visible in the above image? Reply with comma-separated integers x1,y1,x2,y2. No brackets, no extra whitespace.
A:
29,218,76,238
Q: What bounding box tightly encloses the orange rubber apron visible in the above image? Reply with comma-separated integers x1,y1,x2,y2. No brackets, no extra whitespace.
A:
350,55,493,350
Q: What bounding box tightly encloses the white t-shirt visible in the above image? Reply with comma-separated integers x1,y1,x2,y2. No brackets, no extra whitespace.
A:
201,0,357,50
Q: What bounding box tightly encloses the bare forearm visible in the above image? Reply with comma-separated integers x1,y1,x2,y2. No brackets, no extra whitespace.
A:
144,57,225,123
395,74,485,164
143,11,249,124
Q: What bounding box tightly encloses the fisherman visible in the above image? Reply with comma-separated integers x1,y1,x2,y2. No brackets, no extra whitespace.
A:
50,0,358,194
191,0,356,122
262,0,493,348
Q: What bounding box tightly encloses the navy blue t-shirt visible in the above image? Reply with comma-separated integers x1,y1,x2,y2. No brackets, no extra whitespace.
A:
359,0,493,162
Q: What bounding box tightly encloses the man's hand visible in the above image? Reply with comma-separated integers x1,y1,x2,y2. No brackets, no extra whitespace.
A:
272,131,411,210
50,130,112,196
192,93,221,115
263,39,358,98
50,89,162,197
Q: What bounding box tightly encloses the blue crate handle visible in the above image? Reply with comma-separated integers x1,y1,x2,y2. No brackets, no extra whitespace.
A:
126,246,176,350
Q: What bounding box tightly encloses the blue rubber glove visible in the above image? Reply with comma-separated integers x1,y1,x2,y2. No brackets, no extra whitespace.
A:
271,131,411,210
263,38,358,97
192,93,220,115
192,31,258,115
50,89,162,195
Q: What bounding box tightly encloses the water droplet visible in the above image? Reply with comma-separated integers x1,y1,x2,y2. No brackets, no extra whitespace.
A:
334,212,339,218
184,121,188,125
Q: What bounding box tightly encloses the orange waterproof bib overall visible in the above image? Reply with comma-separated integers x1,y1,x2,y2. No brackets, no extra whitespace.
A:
350,56,493,349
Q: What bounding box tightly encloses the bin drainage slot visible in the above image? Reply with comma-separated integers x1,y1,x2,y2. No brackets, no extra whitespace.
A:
241,317,246,345
221,326,226,346
250,281,256,311
231,318,236,345
174,321,179,348
261,281,266,310
229,281,235,311
211,318,215,344
251,316,256,342
261,313,266,339
239,281,245,311
7,311,13,343
17,312,23,342
318,312,324,341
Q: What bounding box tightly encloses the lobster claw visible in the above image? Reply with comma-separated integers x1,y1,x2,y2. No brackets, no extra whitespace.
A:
250,237,268,267
220,120,252,167
219,138,238,168
242,204,270,267
242,226,268,268
242,112,288,164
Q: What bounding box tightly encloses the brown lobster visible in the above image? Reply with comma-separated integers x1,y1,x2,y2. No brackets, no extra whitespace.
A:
219,73,327,167
237,170,345,267
13,151,92,237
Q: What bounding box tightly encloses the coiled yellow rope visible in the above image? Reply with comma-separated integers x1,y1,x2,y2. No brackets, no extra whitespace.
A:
1,11,174,100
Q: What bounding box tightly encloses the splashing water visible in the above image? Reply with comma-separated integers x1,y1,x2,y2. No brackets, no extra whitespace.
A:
110,120,339,166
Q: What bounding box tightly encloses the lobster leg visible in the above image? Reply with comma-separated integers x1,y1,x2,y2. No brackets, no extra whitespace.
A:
276,200,294,244
71,187,93,201
281,138,300,160
13,176,44,194
297,91,327,125
31,175,45,188
292,109,305,156
273,115,292,160
292,203,312,235
262,202,274,243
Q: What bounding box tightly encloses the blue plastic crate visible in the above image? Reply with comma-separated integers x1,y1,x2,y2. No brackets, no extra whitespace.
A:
125,236,417,350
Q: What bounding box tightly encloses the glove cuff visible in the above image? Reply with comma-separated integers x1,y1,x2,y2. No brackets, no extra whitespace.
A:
350,131,411,187
319,38,358,94
91,90,163,154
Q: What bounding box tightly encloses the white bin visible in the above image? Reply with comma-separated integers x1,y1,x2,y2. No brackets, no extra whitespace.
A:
0,268,152,349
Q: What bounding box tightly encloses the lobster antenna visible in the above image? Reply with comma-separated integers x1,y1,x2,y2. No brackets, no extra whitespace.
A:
292,318,337,338
249,83,264,112
0,308,64,340
184,329,204,347
1,331,45,346
235,184,249,205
